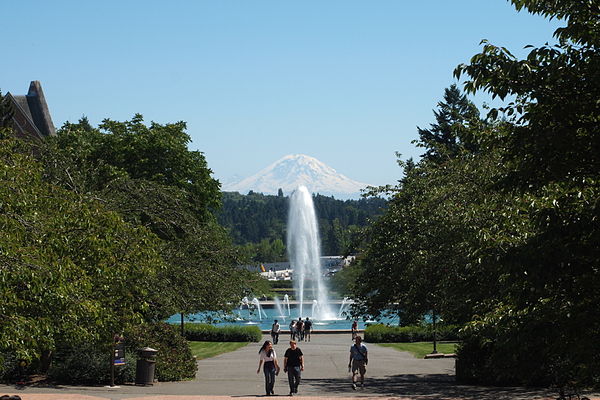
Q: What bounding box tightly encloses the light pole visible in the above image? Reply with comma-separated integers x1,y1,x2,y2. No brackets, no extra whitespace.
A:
431,308,438,354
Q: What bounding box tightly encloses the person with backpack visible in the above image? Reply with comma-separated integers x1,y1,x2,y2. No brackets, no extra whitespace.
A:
348,335,368,390
271,319,281,344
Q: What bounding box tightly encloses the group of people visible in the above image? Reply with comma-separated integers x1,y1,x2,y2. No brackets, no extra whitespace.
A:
288,317,313,342
257,320,368,396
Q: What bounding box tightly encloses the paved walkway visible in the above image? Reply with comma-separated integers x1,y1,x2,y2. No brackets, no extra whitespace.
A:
1,334,597,400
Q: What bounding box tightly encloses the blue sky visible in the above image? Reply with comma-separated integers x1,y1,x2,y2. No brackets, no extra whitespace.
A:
2,1,562,188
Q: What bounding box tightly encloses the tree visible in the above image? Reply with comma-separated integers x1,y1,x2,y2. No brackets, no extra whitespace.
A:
39,116,254,326
416,84,480,162
352,84,488,326
0,138,164,369
450,0,600,387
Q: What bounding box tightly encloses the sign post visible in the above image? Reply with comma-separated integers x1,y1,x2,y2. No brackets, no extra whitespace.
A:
109,334,125,388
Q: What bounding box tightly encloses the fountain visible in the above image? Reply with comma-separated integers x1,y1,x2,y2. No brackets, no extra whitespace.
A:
338,297,350,318
251,297,267,320
273,296,286,321
287,186,333,320
284,294,291,316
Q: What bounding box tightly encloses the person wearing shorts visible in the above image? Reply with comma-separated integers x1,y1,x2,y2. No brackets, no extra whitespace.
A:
348,335,368,390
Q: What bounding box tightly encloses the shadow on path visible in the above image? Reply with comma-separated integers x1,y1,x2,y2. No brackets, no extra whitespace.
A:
303,374,556,400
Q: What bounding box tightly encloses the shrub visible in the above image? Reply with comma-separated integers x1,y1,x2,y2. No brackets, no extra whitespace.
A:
48,342,136,384
183,324,262,342
0,354,36,383
48,322,196,384
127,322,196,382
364,324,460,343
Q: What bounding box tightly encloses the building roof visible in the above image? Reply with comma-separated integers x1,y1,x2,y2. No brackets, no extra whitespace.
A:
5,81,56,139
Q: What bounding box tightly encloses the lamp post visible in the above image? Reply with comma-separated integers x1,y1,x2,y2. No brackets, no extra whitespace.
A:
431,308,438,354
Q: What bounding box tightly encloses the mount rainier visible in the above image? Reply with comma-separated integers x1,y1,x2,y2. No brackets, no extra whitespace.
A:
222,154,372,199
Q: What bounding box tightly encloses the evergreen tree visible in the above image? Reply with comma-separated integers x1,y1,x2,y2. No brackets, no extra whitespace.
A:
416,84,480,162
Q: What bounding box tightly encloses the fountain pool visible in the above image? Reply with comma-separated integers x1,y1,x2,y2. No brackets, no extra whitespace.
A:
167,303,399,331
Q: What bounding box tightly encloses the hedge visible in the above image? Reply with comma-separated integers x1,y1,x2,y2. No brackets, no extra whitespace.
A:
47,322,196,384
183,323,262,342
364,324,461,343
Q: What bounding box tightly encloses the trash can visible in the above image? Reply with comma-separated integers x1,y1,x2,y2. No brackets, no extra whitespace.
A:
135,347,158,385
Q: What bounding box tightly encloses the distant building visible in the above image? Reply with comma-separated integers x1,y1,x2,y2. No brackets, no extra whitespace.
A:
3,81,56,140
241,256,355,281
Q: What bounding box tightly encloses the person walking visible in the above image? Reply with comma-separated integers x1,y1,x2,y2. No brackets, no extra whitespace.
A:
304,317,312,342
351,320,358,340
289,320,297,340
296,318,304,342
283,340,304,396
257,340,280,396
271,320,281,345
348,335,368,390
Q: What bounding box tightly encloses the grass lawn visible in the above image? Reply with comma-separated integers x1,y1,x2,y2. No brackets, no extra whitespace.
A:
377,342,457,359
189,341,249,360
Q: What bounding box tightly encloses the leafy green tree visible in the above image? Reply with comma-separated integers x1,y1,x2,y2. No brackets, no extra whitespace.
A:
451,0,600,387
39,116,252,326
352,84,488,327
0,138,163,370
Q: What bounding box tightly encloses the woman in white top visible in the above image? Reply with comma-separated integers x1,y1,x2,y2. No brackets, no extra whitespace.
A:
257,340,280,396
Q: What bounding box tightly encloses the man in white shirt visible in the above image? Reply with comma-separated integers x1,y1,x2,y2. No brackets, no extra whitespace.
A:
271,319,281,344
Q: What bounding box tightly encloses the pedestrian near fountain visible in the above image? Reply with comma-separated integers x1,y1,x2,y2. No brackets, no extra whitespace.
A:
296,318,304,341
271,320,281,345
289,320,297,340
283,340,304,396
304,317,312,342
351,320,358,340
348,335,368,390
257,340,280,396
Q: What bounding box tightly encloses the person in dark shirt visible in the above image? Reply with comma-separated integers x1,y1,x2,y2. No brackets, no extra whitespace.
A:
296,318,304,341
304,317,312,342
283,340,304,395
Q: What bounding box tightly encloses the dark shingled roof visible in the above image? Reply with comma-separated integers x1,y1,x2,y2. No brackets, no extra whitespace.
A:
5,81,56,139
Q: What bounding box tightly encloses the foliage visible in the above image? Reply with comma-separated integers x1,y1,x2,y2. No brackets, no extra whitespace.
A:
416,83,480,161
269,280,294,289
351,85,490,326
47,322,196,384
364,324,460,344
353,0,600,389
219,191,387,259
183,323,262,342
0,137,163,371
47,342,136,384
328,262,362,297
126,322,197,382
39,116,257,321
188,341,248,360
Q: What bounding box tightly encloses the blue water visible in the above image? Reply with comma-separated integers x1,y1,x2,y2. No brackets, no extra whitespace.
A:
167,304,399,331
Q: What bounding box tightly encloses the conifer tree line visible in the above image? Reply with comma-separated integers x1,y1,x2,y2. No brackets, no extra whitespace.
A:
218,191,387,262
349,0,599,388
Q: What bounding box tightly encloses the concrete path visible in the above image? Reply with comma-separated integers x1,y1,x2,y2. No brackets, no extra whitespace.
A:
1,334,597,400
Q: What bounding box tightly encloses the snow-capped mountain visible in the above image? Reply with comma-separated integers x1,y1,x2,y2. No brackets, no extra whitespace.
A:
222,154,371,199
